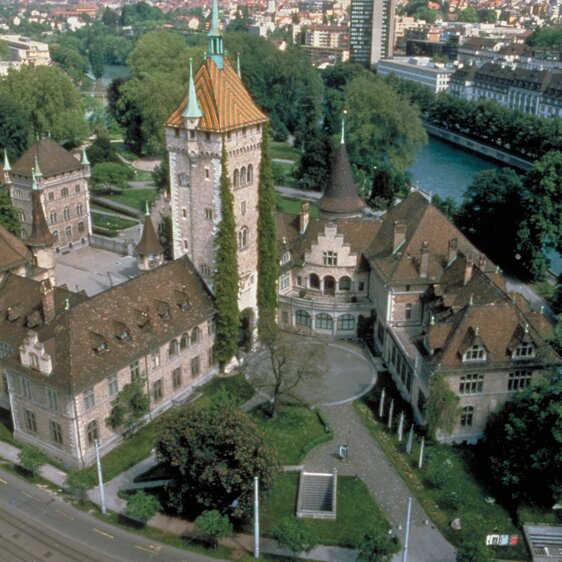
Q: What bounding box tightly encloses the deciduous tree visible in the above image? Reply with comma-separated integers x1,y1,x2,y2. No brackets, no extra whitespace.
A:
194,510,233,547
425,374,460,439
271,517,317,557
356,528,400,562
125,490,160,523
0,188,21,236
65,469,95,504
18,445,46,478
106,380,150,433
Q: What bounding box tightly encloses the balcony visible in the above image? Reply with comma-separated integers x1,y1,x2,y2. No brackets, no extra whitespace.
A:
280,292,372,313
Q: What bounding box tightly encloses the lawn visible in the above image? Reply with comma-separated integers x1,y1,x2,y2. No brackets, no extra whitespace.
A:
113,142,139,162
252,405,330,465
196,372,255,409
105,188,157,212
132,169,154,182
354,396,530,560
91,212,138,231
270,141,301,163
276,196,319,217
261,472,391,548
273,161,299,188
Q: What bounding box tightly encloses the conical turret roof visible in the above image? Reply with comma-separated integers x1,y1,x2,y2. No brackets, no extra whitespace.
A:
137,213,164,257
26,183,55,248
317,143,365,219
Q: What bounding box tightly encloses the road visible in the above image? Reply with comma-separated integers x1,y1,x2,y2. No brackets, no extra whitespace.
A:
0,468,221,562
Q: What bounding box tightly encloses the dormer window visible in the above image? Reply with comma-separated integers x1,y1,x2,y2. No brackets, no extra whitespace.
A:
513,341,535,359
463,345,487,362
156,301,171,320
174,290,190,311
114,321,130,342
281,252,290,265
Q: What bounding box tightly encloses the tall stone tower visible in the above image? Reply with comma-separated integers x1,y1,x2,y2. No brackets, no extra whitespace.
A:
164,0,267,315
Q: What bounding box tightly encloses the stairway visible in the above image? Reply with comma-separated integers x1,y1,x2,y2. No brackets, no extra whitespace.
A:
296,471,337,520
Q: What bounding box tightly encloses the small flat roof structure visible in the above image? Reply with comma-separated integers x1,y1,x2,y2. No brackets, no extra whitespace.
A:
523,524,562,562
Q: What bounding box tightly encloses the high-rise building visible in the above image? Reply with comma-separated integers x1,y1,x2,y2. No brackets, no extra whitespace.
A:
350,0,397,66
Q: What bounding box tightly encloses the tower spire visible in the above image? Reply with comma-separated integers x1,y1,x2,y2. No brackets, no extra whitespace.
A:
182,58,203,120
3,149,10,172
81,147,90,166
237,52,241,78
34,155,42,178
341,109,347,145
207,0,224,69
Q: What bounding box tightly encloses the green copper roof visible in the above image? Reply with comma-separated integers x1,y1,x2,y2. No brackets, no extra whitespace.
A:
207,0,223,69
81,147,90,166
182,58,203,120
3,149,10,172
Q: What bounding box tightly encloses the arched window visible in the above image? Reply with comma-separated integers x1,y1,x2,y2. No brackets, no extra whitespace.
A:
238,227,249,250
65,226,72,239
19,209,25,222
180,333,189,350
309,273,320,289
337,314,355,331
29,353,39,369
315,313,333,330
339,276,352,291
86,420,98,446
324,276,335,296
240,166,247,186
296,309,312,327
191,327,200,345
168,339,179,357
247,164,253,184
233,169,239,188
460,406,474,427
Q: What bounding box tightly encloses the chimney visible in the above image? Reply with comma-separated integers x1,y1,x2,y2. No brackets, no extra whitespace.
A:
463,254,474,285
40,279,55,323
420,241,429,278
299,202,310,234
448,238,458,265
479,254,487,271
393,220,406,253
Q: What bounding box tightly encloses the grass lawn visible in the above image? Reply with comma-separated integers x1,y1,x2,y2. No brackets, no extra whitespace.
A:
261,472,391,548
252,405,330,465
354,398,530,560
91,212,137,231
530,280,556,304
132,169,154,182
196,372,255,409
105,188,157,212
273,161,299,188
113,142,139,162
276,196,319,217
270,141,301,163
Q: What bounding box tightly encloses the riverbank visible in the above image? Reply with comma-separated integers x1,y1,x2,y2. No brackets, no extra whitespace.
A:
423,123,533,172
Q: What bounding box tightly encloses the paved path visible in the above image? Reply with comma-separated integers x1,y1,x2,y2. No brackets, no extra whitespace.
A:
303,403,456,562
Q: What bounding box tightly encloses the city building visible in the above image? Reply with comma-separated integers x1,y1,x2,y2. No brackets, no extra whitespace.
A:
0,34,51,75
302,24,349,66
377,57,455,93
5,138,92,251
350,0,396,66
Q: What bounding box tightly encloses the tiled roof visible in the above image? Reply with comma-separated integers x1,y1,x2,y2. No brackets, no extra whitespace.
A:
11,139,83,178
0,257,215,393
0,224,30,273
317,143,365,219
165,58,267,132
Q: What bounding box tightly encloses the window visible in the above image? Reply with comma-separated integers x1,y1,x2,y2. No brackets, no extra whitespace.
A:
233,169,239,188
86,420,98,447
78,221,84,233
297,276,302,286
315,313,334,330
208,346,216,365
63,207,70,220
75,184,80,193
459,373,483,394
182,208,187,218
309,273,320,289
339,276,351,291
21,378,31,399
205,167,210,179
19,209,25,222
238,227,248,250
47,388,58,411
50,420,63,446
279,272,290,290
191,355,200,377
76,204,83,216
514,342,535,359
240,166,247,186
180,333,189,350
53,230,59,241
25,410,37,433
151,352,160,369
281,252,290,265
205,208,213,221
191,327,200,345
172,367,182,390
281,310,289,324
50,211,57,224
61,187,69,198
83,387,95,411
405,303,413,320
153,379,163,402
207,320,215,336
241,201,247,215
508,370,532,391
168,339,179,357
48,191,54,201
65,226,71,239
247,164,253,184
107,374,118,396
183,240,188,250
463,345,486,362
30,352,39,370
337,314,355,331
202,264,211,278
460,406,474,427
323,251,338,266
178,174,189,187
130,360,140,381
296,310,312,327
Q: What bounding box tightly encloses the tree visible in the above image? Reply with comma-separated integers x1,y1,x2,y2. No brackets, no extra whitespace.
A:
271,518,317,557
456,541,494,562
484,379,562,508
257,122,278,342
86,133,120,166
65,469,95,504
18,445,46,478
106,380,150,433
156,396,279,519
425,374,460,439
213,144,239,368
368,167,410,210
90,162,135,193
194,510,233,548
0,92,31,161
152,156,170,193
0,188,21,236
356,528,400,562
477,8,497,23
294,129,332,192
125,491,160,523
248,330,327,418
459,7,478,22
0,66,88,145
527,25,562,50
